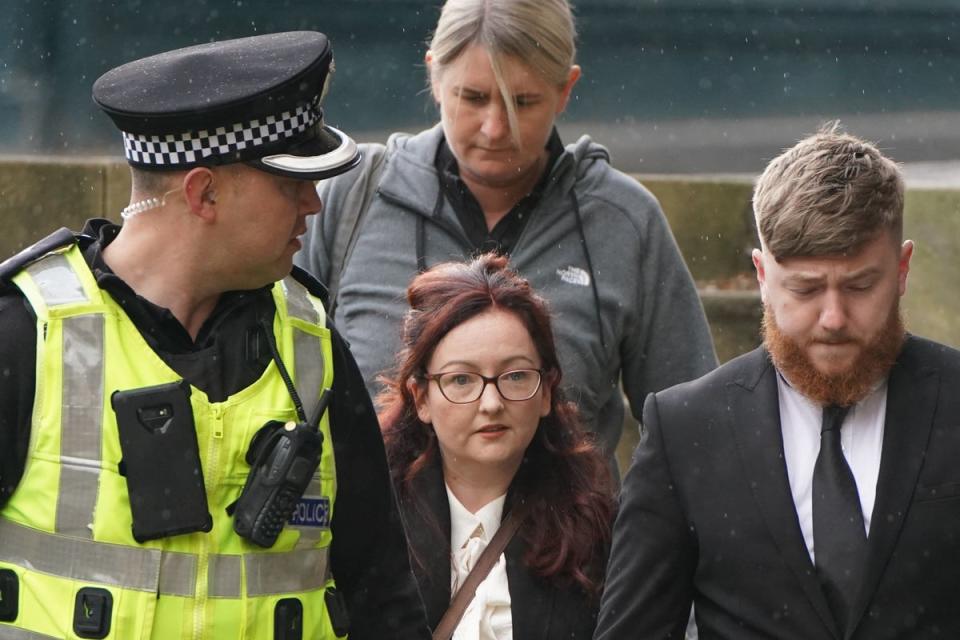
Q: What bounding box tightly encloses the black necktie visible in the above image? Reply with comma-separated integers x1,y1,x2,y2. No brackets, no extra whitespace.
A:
813,404,866,633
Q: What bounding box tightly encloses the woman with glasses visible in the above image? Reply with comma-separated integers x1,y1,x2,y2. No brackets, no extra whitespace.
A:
378,253,615,639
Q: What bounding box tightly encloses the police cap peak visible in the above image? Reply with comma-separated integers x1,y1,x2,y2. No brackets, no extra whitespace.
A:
93,31,360,180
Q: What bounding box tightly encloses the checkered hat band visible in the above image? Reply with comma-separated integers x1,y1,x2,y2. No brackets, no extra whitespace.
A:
121,100,321,166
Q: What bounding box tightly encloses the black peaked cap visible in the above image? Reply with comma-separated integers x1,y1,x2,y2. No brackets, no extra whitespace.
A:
93,31,360,179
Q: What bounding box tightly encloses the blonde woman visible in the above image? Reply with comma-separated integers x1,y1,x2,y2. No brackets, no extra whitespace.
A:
296,0,716,471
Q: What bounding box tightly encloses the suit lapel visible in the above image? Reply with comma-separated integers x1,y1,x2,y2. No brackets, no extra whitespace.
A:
505,534,554,638
847,339,939,637
726,348,840,638
403,456,453,627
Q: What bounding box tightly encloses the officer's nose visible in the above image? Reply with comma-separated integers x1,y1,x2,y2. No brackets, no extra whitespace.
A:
301,182,323,217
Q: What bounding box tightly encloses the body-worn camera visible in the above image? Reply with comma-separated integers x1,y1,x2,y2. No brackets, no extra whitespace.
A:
231,389,331,548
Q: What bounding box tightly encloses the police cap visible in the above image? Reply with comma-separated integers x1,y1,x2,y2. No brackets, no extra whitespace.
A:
92,31,360,180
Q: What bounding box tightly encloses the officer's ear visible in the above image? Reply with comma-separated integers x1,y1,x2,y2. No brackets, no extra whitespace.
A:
182,167,217,221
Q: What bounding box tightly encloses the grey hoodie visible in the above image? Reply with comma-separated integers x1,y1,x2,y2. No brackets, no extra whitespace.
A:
296,124,717,460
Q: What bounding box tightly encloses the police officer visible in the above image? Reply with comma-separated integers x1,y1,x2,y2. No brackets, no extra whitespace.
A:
0,32,430,639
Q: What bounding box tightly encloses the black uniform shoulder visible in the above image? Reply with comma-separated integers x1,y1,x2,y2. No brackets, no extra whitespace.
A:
0,288,40,504
289,265,330,307
0,290,35,322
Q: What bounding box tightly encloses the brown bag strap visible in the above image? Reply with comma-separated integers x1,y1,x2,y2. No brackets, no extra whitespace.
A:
431,500,532,640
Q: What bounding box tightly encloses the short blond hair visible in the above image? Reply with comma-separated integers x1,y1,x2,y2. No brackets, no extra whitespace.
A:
428,0,576,145
753,123,905,260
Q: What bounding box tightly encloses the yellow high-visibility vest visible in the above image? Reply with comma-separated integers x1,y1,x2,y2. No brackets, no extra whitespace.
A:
0,242,343,639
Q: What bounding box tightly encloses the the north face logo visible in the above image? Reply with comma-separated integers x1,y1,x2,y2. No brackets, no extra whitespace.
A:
557,265,590,286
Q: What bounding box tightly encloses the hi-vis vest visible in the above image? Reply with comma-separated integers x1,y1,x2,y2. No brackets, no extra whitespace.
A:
0,241,343,639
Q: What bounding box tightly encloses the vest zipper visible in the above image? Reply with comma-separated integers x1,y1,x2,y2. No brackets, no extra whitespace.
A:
194,403,225,639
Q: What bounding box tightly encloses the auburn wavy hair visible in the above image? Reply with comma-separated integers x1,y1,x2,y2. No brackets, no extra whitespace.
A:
378,253,615,595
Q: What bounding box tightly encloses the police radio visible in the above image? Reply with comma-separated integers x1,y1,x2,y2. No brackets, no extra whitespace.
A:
231,388,332,548
230,319,334,548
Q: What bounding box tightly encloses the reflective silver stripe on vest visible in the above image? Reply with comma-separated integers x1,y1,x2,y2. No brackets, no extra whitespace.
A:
281,277,326,424
245,547,329,596
282,278,329,548
0,518,329,598
293,328,325,425
57,314,105,538
281,278,326,419
0,625,59,639
159,549,196,597
25,254,104,539
24,253,89,307
0,518,160,592
209,553,242,599
281,277,320,325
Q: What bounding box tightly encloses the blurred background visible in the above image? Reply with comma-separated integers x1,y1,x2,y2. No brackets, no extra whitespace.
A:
3,0,959,180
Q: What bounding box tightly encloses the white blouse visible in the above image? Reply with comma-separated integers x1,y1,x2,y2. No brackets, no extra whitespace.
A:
446,485,513,640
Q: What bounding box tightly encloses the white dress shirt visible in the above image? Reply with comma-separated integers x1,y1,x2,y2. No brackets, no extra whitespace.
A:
777,374,887,563
446,485,513,640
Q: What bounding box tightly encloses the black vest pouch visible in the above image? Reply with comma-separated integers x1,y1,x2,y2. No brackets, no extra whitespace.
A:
274,597,303,640
325,586,350,637
73,587,112,639
0,568,18,621
111,380,213,542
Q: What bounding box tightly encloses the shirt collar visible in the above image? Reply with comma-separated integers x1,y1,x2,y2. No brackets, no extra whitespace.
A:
434,128,564,256
775,368,888,414
446,484,506,549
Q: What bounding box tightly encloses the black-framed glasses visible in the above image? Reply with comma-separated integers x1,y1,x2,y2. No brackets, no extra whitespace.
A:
423,369,544,404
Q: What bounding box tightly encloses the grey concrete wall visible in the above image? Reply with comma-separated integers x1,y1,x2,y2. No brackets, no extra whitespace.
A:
0,156,129,257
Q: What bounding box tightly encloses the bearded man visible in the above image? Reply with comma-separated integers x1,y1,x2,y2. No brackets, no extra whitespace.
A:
595,125,960,640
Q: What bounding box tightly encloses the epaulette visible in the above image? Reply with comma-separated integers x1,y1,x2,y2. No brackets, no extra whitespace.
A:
289,265,330,307
0,227,77,288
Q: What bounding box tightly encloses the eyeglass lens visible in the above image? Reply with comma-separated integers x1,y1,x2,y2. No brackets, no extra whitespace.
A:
436,369,541,403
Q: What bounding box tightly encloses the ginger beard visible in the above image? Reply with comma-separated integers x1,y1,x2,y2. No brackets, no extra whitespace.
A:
761,301,906,407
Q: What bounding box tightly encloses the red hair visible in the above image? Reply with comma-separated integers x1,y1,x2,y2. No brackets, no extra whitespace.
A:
378,253,614,595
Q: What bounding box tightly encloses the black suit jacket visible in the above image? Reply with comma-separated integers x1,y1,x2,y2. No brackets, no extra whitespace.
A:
399,457,601,639
595,336,960,639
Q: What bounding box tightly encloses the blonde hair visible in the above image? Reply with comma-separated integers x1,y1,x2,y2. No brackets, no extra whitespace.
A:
428,0,577,145
753,122,905,260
